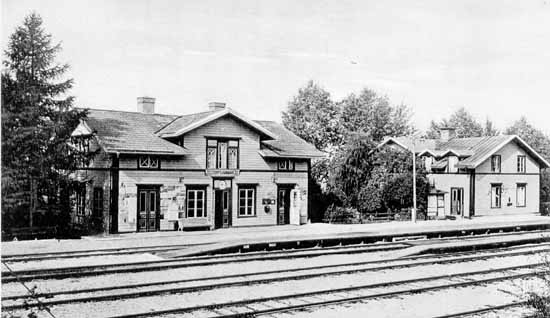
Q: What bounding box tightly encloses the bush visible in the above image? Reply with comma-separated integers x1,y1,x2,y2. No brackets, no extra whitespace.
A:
323,204,360,224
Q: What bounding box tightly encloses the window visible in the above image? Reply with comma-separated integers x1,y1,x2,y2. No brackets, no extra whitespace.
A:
75,184,86,216
138,156,160,169
238,186,256,217
186,187,206,218
491,184,502,208
491,155,501,173
72,137,90,153
278,159,295,171
517,155,526,173
206,139,239,169
92,188,103,217
447,156,458,173
517,184,526,207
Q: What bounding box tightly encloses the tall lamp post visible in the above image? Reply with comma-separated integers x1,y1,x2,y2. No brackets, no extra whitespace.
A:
411,134,422,224
412,147,417,223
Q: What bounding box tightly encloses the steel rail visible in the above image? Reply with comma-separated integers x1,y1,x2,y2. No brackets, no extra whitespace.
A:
0,244,421,282
105,265,548,318
431,301,529,318
3,228,548,262
3,241,549,284
3,248,548,310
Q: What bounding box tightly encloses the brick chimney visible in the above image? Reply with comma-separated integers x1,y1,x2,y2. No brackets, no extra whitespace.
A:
439,127,456,141
137,97,155,114
208,102,226,111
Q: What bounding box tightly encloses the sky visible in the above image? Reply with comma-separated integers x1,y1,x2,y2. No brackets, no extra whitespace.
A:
2,0,550,133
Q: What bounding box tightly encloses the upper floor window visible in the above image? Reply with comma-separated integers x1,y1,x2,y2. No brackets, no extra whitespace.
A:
72,136,90,153
447,156,458,173
206,139,239,169
278,159,295,171
138,156,160,169
517,155,526,173
490,155,501,173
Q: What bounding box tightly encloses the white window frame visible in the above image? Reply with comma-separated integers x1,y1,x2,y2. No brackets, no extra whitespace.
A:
138,156,159,169
278,159,294,171
238,187,256,217
491,155,501,173
491,184,502,208
186,189,206,218
517,155,526,173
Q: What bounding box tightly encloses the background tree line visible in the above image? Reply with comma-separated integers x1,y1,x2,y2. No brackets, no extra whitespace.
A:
283,81,550,221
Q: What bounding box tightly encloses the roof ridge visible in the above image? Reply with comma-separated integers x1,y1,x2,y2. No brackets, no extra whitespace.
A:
82,107,178,117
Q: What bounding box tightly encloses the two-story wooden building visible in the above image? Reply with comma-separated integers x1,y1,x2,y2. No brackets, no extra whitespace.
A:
71,98,323,233
380,128,549,218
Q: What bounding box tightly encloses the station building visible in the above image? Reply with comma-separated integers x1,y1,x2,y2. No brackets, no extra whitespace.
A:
70,98,323,233
380,128,550,219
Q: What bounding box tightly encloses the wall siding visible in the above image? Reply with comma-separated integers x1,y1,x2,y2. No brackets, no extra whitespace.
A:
100,114,311,232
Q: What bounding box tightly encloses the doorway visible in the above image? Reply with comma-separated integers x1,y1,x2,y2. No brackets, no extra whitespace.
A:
214,179,232,229
137,185,160,232
277,184,294,225
450,187,464,216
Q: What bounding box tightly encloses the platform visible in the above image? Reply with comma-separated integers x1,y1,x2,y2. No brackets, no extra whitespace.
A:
2,214,550,257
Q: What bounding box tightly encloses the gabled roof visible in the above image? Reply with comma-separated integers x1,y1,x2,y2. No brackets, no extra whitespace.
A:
255,120,325,158
380,134,550,169
156,107,278,139
80,109,189,155
77,107,323,158
457,135,550,169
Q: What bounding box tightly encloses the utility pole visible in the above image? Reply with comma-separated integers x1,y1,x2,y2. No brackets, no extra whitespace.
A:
411,135,419,224
412,148,417,223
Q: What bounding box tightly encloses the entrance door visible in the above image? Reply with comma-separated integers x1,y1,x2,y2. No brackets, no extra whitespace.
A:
137,186,160,232
277,185,293,225
450,188,464,216
214,189,230,228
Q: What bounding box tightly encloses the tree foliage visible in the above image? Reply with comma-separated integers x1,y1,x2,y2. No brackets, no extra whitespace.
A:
282,81,341,153
505,117,550,205
426,107,487,138
339,88,413,142
282,81,414,186
329,135,429,215
1,13,89,228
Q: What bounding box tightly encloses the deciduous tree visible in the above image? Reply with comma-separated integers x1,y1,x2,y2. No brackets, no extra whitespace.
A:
426,107,485,138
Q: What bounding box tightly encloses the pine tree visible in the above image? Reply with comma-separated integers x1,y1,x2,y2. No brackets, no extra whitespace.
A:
2,13,88,229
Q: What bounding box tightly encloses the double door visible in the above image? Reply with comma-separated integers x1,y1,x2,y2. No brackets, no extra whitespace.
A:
137,186,160,232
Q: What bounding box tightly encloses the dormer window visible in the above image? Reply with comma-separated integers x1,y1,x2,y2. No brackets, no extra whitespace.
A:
491,155,501,173
447,156,458,173
72,136,90,153
278,159,295,171
139,156,160,169
206,139,239,169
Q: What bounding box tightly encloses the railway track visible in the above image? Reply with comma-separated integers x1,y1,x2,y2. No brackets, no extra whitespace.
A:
3,244,548,310
4,234,550,284
0,242,411,283
95,264,545,318
3,228,548,263
0,243,202,262
431,301,530,318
